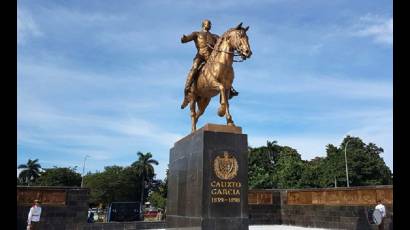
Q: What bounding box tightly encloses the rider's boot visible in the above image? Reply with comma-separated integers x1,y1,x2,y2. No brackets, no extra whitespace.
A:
181,89,190,109
229,87,239,99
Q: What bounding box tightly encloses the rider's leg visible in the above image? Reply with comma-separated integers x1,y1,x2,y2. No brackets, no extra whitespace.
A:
181,58,202,109
185,58,202,91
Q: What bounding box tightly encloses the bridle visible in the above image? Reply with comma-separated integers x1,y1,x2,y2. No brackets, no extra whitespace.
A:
206,36,247,63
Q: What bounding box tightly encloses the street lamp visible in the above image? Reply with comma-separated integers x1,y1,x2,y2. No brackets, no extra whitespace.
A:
81,155,90,188
344,140,350,187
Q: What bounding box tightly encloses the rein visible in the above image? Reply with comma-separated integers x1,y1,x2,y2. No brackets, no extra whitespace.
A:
207,43,245,62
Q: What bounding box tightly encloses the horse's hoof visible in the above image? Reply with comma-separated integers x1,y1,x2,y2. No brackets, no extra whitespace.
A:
227,122,235,127
217,104,226,117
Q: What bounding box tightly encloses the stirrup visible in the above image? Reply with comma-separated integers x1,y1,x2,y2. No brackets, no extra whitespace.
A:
229,88,239,99
232,87,239,95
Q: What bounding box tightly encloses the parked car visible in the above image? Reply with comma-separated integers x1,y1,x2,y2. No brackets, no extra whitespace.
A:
107,202,143,222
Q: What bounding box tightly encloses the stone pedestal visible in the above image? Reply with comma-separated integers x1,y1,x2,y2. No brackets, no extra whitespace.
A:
167,124,249,230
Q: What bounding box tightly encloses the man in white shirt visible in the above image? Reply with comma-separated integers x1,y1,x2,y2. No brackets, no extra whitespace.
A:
375,199,386,230
27,200,42,230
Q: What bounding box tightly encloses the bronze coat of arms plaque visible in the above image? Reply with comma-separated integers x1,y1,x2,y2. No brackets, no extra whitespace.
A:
214,151,239,180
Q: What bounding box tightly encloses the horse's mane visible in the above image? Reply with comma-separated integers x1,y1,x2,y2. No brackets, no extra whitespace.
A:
208,27,237,61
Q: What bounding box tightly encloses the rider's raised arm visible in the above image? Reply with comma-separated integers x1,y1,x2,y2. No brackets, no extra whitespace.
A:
181,32,197,43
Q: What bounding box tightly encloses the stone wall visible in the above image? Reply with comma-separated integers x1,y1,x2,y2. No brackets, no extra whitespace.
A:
66,221,167,230
17,186,89,230
17,185,393,229
248,189,282,225
248,185,393,230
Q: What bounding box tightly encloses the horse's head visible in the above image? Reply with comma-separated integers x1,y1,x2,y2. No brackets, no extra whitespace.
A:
228,22,252,59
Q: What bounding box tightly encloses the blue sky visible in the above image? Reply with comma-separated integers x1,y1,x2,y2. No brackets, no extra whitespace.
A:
17,0,393,180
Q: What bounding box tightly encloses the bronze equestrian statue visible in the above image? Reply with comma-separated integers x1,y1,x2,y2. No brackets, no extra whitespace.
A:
180,22,252,132
180,19,239,109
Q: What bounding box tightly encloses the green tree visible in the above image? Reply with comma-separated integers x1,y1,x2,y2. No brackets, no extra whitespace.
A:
247,135,392,189
300,157,327,188
163,168,168,198
148,178,167,209
248,141,305,189
35,167,82,186
148,191,166,209
302,155,342,188
132,152,159,205
311,136,392,187
83,152,160,207
272,146,304,189
83,166,139,206
248,141,278,188
340,136,392,186
18,159,42,186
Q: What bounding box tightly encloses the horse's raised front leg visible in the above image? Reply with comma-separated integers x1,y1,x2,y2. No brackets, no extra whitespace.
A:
224,89,235,126
211,81,227,117
190,99,197,132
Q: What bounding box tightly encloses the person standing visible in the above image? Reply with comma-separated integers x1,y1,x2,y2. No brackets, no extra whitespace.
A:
27,200,42,230
157,210,163,221
87,208,94,223
375,199,386,230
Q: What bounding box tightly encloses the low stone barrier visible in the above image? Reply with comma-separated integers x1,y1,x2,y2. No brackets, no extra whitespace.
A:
67,221,167,230
17,186,89,230
248,185,393,230
17,185,393,229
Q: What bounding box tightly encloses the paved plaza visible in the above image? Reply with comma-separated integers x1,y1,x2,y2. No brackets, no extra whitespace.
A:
160,226,332,230
250,225,331,230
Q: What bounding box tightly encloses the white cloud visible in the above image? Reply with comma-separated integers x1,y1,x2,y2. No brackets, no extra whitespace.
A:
17,52,185,180
17,88,182,154
352,14,393,45
17,7,42,44
38,5,126,25
146,0,286,10
237,69,392,100
18,97,182,148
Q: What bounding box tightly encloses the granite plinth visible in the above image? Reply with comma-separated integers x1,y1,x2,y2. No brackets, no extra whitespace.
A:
167,123,249,230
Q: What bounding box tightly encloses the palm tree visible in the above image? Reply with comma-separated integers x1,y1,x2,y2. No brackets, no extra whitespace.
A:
18,159,42,186
132,152,159,206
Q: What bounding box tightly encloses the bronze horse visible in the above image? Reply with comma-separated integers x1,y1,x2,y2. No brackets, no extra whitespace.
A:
184,23,252,132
